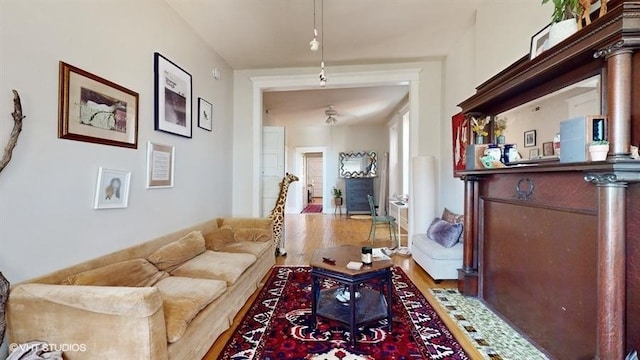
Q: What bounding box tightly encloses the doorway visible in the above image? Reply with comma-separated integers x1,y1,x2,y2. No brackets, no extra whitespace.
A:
305,152,323,205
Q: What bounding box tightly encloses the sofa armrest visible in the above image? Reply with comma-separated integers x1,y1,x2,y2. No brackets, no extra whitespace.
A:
8,284,168,359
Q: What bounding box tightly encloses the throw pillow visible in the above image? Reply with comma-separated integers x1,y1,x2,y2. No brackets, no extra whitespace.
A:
233,228,272,242
427,217,463,248
65,259,168,287
147,231,206,272
203,226,235,251
442,208,464,224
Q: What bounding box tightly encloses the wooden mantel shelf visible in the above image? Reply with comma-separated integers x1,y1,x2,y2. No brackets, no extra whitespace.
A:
459,159,640,177
459,0,640,116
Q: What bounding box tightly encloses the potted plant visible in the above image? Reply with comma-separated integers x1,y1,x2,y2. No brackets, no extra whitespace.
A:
332,186,343,206
589,140,609,161
542,0,579,48
471,116,490,145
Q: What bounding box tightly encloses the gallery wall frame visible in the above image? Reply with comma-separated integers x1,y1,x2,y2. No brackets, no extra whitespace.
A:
524,130,537,147
198,97,213,131
146,141,175,188
58,61,139,148
154,52,192,138
94,167,131,209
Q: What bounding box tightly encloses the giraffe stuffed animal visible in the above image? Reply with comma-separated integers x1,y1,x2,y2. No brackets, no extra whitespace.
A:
269,172,299,256
578,0,608,29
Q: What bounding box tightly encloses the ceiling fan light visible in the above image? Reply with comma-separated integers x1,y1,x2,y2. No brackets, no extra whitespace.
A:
319,65,327,87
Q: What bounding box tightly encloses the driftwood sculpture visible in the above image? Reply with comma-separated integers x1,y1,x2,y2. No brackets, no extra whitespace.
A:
0,90,25,174
0,272,8,343
578,0,608,29
1,90,23,342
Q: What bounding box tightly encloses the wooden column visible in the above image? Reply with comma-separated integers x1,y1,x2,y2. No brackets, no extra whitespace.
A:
604,48,632,159
458,175,479,296
585,173,627,359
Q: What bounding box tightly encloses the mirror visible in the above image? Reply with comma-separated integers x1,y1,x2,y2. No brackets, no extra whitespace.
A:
339,151,377,178
496,75,601,159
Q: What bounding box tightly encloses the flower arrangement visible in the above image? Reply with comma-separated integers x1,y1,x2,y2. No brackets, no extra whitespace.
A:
494,117,507,137
471,116,491,137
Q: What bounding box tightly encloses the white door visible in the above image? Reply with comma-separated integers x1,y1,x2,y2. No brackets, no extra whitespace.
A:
262,126,285,218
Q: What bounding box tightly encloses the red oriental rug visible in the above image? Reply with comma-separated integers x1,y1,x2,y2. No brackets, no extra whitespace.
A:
218,266,469,359
301,204,323,213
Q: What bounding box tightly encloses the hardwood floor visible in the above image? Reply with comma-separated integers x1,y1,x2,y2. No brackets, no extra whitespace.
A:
203,213,463,359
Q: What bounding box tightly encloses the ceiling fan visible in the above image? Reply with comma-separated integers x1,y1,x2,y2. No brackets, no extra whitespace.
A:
325,105,338,125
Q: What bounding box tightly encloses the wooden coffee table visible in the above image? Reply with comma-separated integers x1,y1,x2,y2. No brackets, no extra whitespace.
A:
309,245,393,344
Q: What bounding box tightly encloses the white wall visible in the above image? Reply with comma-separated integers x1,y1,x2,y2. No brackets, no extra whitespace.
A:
0,0,234,283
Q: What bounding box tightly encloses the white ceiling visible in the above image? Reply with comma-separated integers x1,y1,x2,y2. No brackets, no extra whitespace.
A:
165,0,485,126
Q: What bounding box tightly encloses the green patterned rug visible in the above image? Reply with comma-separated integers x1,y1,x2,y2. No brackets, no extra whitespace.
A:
429,289,549,360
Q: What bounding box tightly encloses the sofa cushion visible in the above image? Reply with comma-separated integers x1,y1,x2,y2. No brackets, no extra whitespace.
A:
154,276,227,343
170,250,257,285
64,259,168,287
412,234,463,260
219,241,272,258
203,226,235,251
427,218,463,248
233,228,272,242
147,231,206,272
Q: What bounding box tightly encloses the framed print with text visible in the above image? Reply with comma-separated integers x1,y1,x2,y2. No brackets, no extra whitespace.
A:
146,141,175,188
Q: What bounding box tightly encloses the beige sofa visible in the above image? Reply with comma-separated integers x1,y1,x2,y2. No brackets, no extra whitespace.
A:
6,217,275,360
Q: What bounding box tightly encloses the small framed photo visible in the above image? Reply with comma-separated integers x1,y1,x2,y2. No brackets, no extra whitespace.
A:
154,52,192,138
58,62,139,148
543,141,554,156
524,130,537,147
94,167,131,209
529,148,540,159
198,98,213,131
146,141,175,188
530,23,552,60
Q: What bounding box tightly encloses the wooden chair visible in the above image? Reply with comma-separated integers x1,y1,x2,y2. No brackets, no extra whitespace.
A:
366,195,398,248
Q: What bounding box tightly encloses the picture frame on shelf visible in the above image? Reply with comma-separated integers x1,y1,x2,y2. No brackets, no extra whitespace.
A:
58,61,139,149
146,141,175,188
154,52,192,138
94,167,131,209
198,98,213,131
524,130,537,147
529,148,540,159
530,23,552,60
543,141,554,156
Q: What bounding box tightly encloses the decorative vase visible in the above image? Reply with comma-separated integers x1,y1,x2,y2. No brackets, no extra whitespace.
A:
476,135,484,145
548,19,578,48
589,144,609,161
334,197,343,206
497,135,505,144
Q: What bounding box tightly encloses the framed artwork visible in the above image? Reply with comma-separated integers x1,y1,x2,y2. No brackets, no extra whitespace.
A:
529,148,540,159
154,52,192,138
198,98,213,131
58,61,139,148
530,23,551,60
451,113,469,177
94,167,131,209
146,141,175,188
524,130,537,147
543,141,554,156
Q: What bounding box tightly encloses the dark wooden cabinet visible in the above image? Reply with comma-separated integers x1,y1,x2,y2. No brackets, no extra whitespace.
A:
457,1,640,358
345,178,374,214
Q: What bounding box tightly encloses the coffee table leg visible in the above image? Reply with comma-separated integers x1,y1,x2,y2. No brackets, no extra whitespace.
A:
349,283,357,345
386,270,393,331
311,273,319,328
